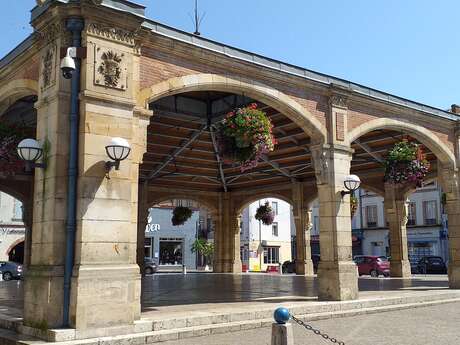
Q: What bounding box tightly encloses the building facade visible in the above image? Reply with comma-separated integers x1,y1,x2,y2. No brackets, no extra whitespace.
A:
0,191,25,263
240,198,293,272
352,182,447,263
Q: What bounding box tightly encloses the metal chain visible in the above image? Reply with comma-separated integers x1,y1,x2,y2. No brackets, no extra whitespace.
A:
291,315,345,345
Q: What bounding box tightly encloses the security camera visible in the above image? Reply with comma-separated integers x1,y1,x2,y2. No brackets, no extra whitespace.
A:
60,47,77,79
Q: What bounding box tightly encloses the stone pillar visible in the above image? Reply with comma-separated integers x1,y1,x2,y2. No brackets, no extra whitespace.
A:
23,14,73,329
136,182,149,273
217,194,242,273
24,4,150,335
384,184,411,277
312,144,358,301
292,183,314,276
439,166,460,288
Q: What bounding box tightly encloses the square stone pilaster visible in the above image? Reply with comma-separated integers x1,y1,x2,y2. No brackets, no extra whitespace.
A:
439,165,460,288
292,182,314,276
311,143,358,301
23,13,71,329
384,183,411,277
215,193,242,273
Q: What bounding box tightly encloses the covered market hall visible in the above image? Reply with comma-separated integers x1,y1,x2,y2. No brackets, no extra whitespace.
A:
0,0,460,341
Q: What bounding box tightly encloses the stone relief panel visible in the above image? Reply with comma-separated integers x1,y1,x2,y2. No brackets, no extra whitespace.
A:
40,45,56,91
94,46,128,90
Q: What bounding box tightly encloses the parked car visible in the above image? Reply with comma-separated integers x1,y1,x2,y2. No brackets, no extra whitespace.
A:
143,257,158,275
354,255,390,277
0,262,22,281
282,255,320,274
415,256,447,274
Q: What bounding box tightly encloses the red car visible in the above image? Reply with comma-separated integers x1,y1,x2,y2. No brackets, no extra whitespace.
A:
354,255,390,277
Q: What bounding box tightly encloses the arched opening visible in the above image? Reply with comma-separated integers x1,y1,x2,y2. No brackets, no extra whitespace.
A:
8,239,24,263
143,198,217,272
0,191,26,264
238,197,294,273
0,91,37,269
350,126,452,277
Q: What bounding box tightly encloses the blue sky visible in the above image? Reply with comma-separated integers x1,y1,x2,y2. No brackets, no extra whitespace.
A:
2,0,459,109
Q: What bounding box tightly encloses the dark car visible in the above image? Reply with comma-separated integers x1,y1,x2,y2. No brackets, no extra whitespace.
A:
354,255,390,277
143,257,158,275
282,255,320,274
0,262,22,281
415,256,447,274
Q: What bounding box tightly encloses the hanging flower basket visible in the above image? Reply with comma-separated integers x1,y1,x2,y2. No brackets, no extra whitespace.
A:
0,123,26,175
384,141,430,187
350,195,358,217
219,103,276,172
171,206,193,226
255,202,275,225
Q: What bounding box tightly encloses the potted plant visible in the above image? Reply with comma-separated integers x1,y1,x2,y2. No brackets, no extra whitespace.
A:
191,238,214,271
255,202,275,225
171,206,193,226
384,140,430,187
220,103,276,172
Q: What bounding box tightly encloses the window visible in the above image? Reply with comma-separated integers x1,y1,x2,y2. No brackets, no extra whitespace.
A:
365,205,378,228
272,222,278,237
12,200,23,221
407,202,416,226
263,246,279,264
144,238,153,258
423,200,438,225
272,201,278,215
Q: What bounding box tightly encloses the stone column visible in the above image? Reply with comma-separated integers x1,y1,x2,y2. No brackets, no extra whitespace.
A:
292,183,314,276
439,166,460,288
312,144,358,301
384,184,411,277
23,15,73,329
136,182,149,273
217,194,242,273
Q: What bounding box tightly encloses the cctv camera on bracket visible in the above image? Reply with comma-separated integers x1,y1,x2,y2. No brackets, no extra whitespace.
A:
61,47,77,79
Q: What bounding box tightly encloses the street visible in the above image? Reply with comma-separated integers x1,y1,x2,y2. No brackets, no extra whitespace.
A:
159,302,460,345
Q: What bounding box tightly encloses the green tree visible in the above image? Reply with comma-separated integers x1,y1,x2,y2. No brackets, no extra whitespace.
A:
191,239,214,266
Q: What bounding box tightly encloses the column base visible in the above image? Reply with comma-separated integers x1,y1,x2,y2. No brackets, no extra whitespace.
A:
23,265,65,329
295,259,315,276
317,261,358,301
69,264,141,331
217,259,242,273
389,259,412,277
448,264,460,288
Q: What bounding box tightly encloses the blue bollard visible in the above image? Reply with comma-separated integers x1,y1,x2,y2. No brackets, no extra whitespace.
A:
274,307,290,324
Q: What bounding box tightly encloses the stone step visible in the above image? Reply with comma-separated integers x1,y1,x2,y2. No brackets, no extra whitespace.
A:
2,292,460,345
148,290,460,331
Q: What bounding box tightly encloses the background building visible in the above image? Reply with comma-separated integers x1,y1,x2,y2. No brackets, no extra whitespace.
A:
352,181,447,263
0,191,25,262
240,198,293,272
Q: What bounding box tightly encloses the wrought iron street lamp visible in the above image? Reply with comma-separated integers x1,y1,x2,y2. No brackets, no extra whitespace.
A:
341,174,361,197
17,138,46,172
105,137,131,172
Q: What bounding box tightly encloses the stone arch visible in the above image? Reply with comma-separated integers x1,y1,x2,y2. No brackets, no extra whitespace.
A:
0,79,38,115
148,194,219,218
234,192,294,215
138,73,327,143
6,237,25,256
0,183,28,205
347,118,456,169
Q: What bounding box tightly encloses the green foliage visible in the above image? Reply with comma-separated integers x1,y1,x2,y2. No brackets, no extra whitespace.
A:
191,238,214,260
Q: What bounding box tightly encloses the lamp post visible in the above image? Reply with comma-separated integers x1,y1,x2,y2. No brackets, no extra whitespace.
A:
17,138,46,172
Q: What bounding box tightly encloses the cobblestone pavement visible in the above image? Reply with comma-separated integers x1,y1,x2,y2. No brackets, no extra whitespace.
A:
159,301,460,345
